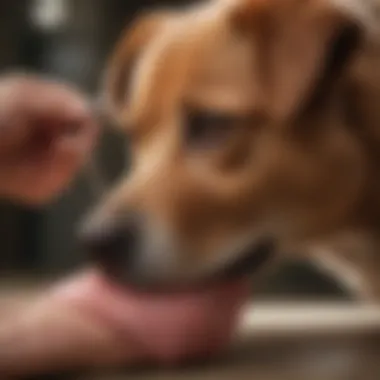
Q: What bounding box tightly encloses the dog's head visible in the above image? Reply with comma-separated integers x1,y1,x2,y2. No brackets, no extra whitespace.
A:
80,0,372,288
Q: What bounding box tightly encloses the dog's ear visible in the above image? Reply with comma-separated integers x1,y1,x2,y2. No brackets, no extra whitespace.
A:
231,0,364,121
102,11,174,125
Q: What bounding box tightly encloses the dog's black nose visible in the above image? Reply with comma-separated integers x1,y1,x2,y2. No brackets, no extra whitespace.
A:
78,216,140,274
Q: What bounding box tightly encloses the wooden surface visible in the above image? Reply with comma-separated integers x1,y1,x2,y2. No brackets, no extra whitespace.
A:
1,285,380,380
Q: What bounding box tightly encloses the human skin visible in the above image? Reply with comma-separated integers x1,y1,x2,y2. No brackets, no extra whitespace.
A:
0,75,249,377
0,73,98,205
0,270,249,377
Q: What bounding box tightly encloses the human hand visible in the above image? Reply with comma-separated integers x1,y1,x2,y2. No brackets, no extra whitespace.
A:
0,74,98,205
0,269,249,376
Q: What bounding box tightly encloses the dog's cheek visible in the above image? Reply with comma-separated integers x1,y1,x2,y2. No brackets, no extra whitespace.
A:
162,178,256,264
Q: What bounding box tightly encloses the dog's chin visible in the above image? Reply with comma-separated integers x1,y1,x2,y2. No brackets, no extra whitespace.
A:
97,238,275,293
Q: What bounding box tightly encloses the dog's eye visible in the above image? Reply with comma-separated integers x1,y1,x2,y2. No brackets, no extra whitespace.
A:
185,108,236,149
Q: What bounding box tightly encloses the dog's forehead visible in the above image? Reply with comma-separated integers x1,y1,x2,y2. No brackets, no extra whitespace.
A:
126,2,258,130
186,30,257,114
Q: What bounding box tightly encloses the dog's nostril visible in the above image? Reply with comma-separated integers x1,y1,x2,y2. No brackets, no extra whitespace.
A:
79,220,139,270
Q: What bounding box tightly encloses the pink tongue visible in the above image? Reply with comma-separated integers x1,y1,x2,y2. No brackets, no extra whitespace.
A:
55,269,249,363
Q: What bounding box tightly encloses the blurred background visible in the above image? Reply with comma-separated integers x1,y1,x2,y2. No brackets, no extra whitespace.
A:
0,0,351,301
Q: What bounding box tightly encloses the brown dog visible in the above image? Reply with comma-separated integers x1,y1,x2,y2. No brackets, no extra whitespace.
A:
81,0,380,299
0,74,246,377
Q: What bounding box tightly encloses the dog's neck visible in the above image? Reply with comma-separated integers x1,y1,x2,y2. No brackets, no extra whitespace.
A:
291,23,380,241
341,30,380,227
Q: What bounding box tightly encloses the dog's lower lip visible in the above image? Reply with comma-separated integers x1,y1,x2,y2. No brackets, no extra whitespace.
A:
216,238,276,281
94,237,275,293
104,238,275,293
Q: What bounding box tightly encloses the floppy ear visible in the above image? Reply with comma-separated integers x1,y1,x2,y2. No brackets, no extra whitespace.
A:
231,0,364,121
102,11,174,125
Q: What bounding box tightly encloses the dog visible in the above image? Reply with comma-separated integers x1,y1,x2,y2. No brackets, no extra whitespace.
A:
80,0,380,300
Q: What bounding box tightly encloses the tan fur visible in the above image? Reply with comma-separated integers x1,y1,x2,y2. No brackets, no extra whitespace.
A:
85,0,380,297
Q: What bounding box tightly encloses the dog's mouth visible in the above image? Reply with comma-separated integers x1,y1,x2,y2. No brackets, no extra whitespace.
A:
213,237,275,283
109,237,276,293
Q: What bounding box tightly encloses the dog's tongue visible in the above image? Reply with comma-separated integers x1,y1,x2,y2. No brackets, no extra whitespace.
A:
56,269,249,363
